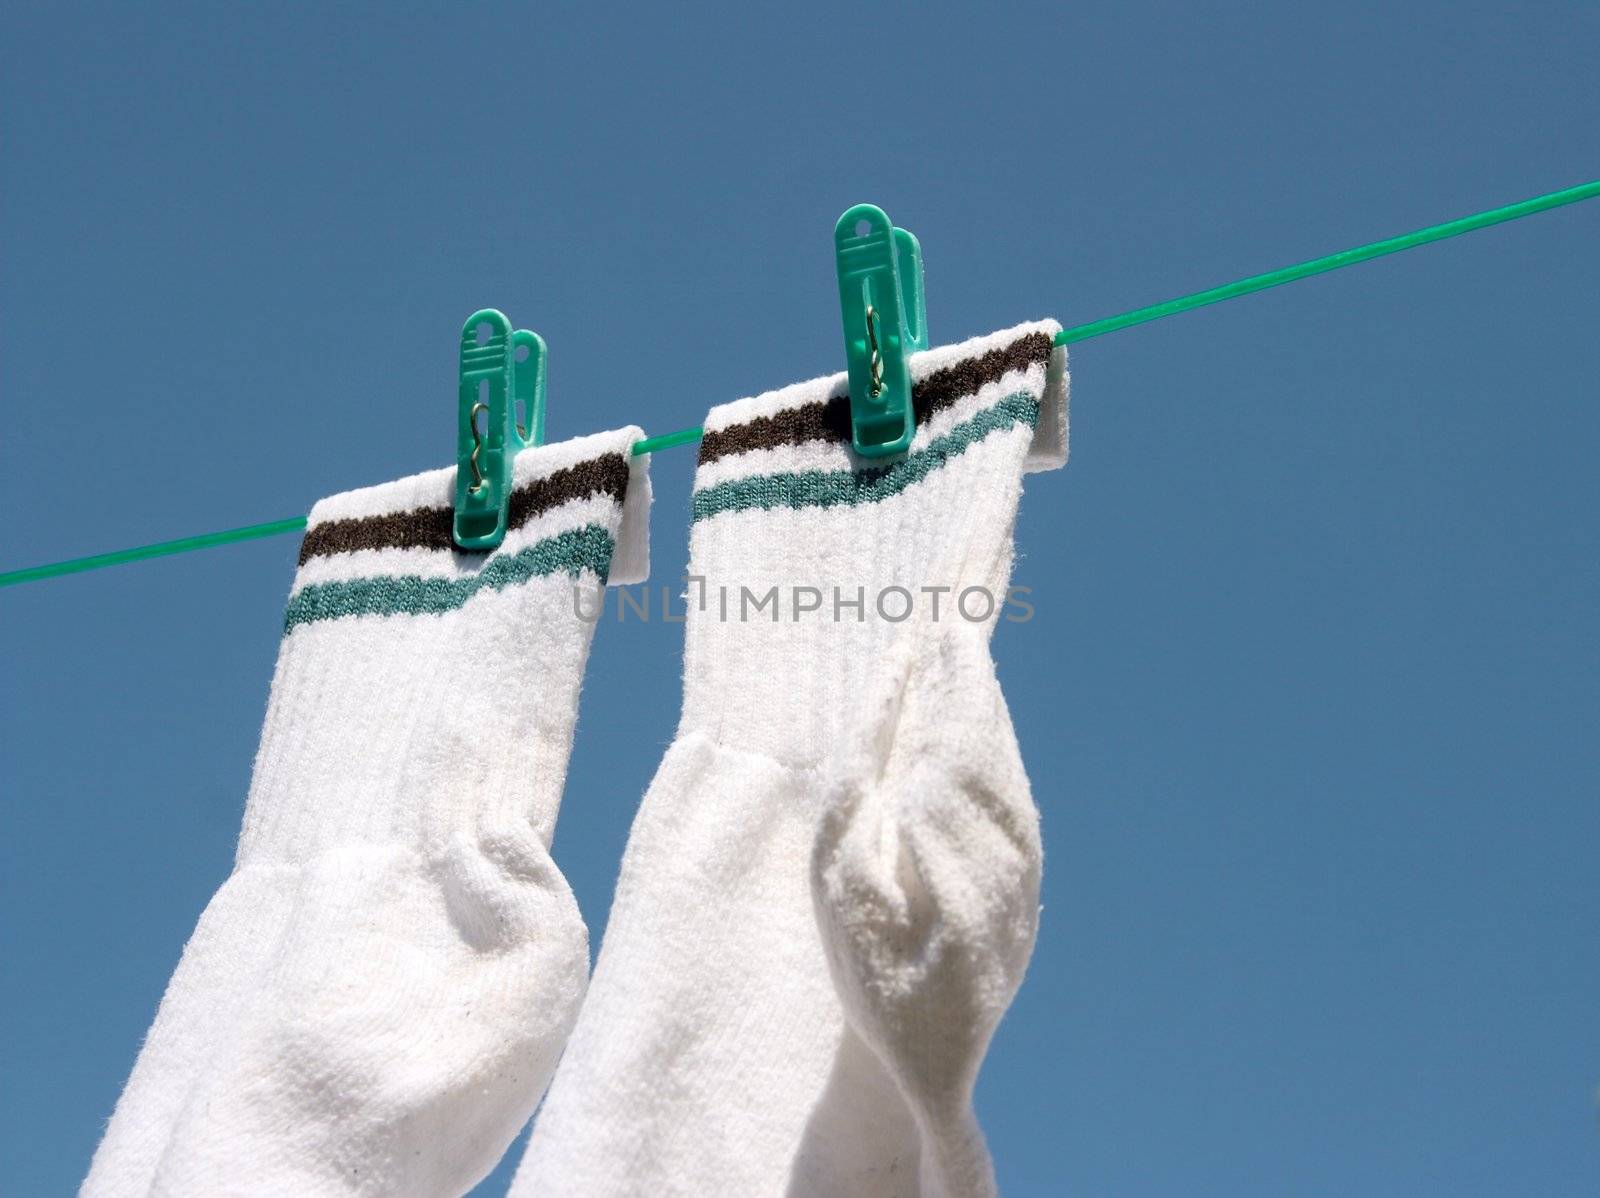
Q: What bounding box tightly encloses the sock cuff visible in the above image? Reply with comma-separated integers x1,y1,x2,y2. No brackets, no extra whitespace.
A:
284,427,650,630
694,319,1067,494
674,324,1066,763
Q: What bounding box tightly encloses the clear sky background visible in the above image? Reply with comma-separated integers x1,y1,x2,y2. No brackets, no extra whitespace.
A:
3,3,1597,1194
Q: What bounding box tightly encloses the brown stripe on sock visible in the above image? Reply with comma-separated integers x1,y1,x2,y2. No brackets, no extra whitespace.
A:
505,454,629,533
698,329,1053,465
299,504,456,565
298,453,630,563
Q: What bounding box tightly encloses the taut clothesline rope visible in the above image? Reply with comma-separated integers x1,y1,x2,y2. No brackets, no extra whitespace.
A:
3,178,1597,590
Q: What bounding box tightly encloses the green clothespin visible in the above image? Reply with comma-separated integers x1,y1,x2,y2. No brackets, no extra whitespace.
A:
834,204,929,457
453,309,548,549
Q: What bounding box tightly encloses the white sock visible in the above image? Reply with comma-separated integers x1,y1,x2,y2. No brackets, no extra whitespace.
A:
83,427,651,1198
811,624,1040,1198
513,322,1067,1196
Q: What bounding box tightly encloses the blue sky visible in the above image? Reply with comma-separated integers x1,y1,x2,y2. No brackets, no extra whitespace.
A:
2,2,1596,1193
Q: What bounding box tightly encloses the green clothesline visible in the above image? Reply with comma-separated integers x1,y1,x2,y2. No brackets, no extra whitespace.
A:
4,178,1598,591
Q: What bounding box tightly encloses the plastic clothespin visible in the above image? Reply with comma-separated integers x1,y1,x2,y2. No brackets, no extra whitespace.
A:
834,203,929,457
453,309,548,549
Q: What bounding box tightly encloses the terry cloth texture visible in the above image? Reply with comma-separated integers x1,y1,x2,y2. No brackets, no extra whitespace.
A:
512,321,1066,1197
83,427,651,1198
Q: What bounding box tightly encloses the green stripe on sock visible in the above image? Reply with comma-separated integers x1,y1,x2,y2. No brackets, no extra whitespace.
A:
284,523,614,630
691,392,1039,522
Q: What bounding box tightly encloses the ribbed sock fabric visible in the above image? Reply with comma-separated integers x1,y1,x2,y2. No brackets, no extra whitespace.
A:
512,322,1067,1196
83,427,651,1198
